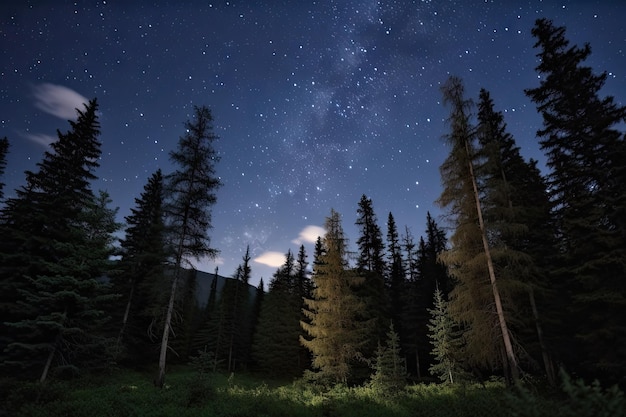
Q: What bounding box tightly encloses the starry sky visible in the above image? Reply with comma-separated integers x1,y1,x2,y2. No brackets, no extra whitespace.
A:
1,1,625,286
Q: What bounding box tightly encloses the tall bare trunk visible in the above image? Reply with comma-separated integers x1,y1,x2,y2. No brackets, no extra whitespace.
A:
528,286,555,385
116,280,135,357
156,262,182,388
40,338,57,383
465,139,519,381
415,350,421,379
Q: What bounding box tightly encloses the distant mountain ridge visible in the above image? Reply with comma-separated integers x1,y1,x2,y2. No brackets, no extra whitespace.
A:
191,269,258,308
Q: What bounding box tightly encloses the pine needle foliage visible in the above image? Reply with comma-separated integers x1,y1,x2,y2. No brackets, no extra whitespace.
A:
156,105,221,388
1,99,119,381
428,286,463,384
301,209,369,384
369,322,406,392
525,18,626,381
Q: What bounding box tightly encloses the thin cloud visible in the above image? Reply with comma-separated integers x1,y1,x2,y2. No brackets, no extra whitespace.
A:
253,251,286,268
21,132,56,147
292,225,325,245
32,83,88,119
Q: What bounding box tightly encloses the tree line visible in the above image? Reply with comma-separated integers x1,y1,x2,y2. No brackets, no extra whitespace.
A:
0,18,624,389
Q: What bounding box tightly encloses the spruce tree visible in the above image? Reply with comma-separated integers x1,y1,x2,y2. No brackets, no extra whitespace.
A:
294,245,312,370
113,170,168,364
228,246,253,371
156,105,221,388
210,247,252,372
437,77,519,382
191,268,220,356
477,88,557,382
1,99,118,381
386,213,405,333
399,226,421,377
301,209,368,383
355,195,385,275
525,18,626,381
369,322,406,392
252,250,304,377
403,213,450,379
428,286,463,384
353,195,388,371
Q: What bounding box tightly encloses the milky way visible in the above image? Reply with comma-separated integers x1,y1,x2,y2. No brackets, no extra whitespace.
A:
2,1,625,284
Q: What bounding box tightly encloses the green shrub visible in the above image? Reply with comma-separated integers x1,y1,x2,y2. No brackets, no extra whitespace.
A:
505,370,626,417
4,379,69,415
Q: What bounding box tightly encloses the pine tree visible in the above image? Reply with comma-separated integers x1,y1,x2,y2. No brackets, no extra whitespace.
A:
437,77,519,382
294,245,313,370
0,136,9,201
525,18,626,381
1,99,118,381
191,268,220,357
156,105,221,388
386,213,405,325
428,286,463,384
113,170,168,364
369,322,406,392
301,209,368,383
353,195,388,372
228,247,253,371
252,250,305,377
355,195,385,275
477,88,557,382
209,247,252,372
399,226,420,376
403,213,450,379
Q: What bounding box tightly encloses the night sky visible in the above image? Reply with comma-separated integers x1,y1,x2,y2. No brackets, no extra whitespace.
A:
2,1,625,285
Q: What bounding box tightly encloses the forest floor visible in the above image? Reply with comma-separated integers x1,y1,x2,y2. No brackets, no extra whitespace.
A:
3,366,624,417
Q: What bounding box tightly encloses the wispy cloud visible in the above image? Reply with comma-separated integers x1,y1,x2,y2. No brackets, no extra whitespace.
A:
292,225,325,245
253,251,286,268
21,132,57,147
32,83,88,119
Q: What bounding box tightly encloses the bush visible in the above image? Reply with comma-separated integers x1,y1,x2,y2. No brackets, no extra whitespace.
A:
4,379,69,415
505,370,626,417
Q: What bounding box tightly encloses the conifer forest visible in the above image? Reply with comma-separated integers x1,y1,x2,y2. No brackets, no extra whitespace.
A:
1,18,625,417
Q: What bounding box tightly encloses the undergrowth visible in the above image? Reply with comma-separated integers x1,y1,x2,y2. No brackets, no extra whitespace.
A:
3,368,624,417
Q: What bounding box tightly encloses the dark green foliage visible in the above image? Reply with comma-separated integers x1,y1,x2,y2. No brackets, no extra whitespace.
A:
401,213,449,379
507,370,626,417
369,322,406,392
301,210,369,384
355,195,386,276
156,105,222,387
385,213,404,335
1,99,119,381
525,18,626,381
191,269,221,356
112,169,168,365
164,105,221,263
476,88,557,381
353,196,389,377
427,286,464,384
11,367,620,417
253,250,308,378
189,347,222,374
206,248,254,373
437,76,520,381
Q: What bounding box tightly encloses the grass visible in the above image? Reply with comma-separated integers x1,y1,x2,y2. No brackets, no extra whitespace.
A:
3,367,624,417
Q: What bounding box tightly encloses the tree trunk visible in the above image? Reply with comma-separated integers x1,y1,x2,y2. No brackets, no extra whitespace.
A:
40,337,58,383
464,139,519,382
528,286,555,385
116,280,135,358
415,350,421,380
155,267,181,388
